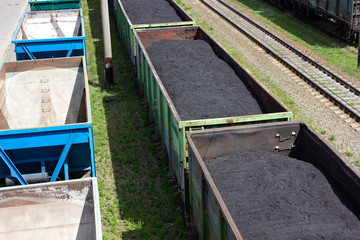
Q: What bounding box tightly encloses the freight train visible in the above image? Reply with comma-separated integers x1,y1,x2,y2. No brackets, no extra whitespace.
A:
266,0,360,41
4,0,358,239
0,1,102,238
112,0,360,239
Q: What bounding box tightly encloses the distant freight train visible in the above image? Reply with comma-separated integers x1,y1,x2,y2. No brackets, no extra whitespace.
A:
267,0,360,41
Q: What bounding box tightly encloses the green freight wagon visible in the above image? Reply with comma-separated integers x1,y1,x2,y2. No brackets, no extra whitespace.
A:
114,0,195,66
28,0,81,10
134,26,293,204
187,121,360,239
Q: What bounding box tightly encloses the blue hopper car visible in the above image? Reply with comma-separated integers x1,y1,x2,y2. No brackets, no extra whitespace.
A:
0,57,95,185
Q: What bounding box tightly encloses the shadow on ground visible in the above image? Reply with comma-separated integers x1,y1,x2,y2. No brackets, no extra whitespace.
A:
85,0,195,238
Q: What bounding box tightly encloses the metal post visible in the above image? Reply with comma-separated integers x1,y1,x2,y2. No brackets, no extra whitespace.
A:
100,0,114,86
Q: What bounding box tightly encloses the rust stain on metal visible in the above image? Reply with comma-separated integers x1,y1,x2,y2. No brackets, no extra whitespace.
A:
0,199,39,208
226,118,234,124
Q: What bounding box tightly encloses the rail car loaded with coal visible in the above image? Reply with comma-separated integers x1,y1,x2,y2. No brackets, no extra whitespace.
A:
114,0,195,66
187,121,360,240
134,26,293,204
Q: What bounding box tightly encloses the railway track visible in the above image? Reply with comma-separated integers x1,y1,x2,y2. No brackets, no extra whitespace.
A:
202,0,360,122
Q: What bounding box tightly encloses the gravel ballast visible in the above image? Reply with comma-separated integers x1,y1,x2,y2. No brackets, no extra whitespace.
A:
146,40,264,120
205,150,360,240
121,0,182,24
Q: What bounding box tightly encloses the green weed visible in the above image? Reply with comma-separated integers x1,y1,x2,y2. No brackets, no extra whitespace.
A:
177,0,192,11
346,151,354,157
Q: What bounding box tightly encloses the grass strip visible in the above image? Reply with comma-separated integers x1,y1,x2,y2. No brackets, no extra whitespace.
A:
82,0,188,238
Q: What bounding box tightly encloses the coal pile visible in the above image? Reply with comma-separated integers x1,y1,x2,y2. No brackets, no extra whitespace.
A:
146,40,263,121
121,0,182,25
205,150,360,240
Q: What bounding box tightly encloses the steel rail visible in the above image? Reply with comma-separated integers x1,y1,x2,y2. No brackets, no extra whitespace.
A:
202,0,360,122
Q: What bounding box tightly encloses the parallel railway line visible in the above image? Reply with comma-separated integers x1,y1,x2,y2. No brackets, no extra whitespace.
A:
202,0,360,122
